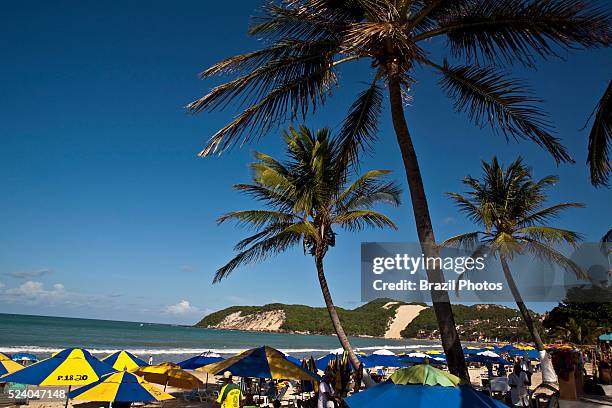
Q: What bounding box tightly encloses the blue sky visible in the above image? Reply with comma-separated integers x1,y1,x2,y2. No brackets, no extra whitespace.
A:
0,0,610,324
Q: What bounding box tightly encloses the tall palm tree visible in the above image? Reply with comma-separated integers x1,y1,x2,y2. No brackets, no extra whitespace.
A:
215,126,401,386
586,80,611,187
443,156,584,383
187,0,610,379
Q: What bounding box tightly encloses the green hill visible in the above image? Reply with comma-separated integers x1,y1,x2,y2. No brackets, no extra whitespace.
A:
195,299,537,341
195,299,421,337
401,304,541,342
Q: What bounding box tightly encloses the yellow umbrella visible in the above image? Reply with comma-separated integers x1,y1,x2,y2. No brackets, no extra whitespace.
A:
0,353,11,360
135,362,203,390
68,371,174,402
0,348,115,386
101,351,148,372
200,346,320,381
0,359,23,377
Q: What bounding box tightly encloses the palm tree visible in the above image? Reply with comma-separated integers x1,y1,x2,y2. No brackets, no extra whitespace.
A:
586,80,611,187
215,126,401,386
187,0,610,380
443,156,584,383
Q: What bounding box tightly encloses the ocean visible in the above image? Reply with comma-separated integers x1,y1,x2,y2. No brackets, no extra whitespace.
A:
0,313,437,362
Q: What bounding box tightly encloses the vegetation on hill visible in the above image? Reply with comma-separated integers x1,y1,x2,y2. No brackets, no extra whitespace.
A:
197,299,543,341
401,304,541,342
196,299,419,337
543,286,612,344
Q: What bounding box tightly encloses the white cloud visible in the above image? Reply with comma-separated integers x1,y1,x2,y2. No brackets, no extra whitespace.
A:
0,281,5,289
180,265,195,273
165,300,199,315
5,268,52,279
2,281,66,305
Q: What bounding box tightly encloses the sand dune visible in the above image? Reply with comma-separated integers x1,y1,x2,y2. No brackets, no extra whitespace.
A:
211,310,285,332
384,303,427,339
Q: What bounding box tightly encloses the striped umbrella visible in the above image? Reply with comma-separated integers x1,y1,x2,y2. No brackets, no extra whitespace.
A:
68,371,173,402
0,358,23,377
135,362,203,390
102,351,148,372
201,346,320,381
177,353,224,369
0,348,115,386
390,365,460,387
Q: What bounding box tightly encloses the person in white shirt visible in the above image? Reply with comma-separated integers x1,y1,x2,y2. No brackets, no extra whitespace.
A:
317,373,336,408
508,363,530,407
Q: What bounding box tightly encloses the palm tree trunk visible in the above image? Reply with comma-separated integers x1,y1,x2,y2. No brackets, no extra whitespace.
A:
315,254,376,388
500,256,558,384
387,71,468,381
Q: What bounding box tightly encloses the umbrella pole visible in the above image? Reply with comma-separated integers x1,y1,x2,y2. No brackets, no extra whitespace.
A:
164,379,168,391
64,386,71,408
205,373,209,390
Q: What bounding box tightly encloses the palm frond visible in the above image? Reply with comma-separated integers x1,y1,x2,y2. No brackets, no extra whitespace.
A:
441,231,483,249
233,183,295,211
341,180,402,210
214,228,303,283
335,210,398,231
586,80,612,187
338,169,392,203
188,41,339,156
336,80,383,171
417,0,612,66
217,210,296,229
517,226,583,247
249,3,347,41
446,192,485,225
518,202,585,226
522,238,586,279
432,60,572,163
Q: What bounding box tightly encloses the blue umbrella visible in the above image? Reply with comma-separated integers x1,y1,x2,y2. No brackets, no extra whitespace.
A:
282,354,303,367
466,355,512,366
345,383,508,408
361,354,402,368
315,353,340,370
11,353,39,363
177,354,224,370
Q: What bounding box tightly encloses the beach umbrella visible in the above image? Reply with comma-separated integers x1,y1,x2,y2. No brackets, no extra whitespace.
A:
0,358,23,377
371,349,396,356
463,347,486,355
135,362,203,390
11,352,39,363
68,371,174,402
466,355,512,366
315,353,340,370
102,351,148,372
390,365,460,387
0,348,115,386
282,354,303,367
201,346,320,381
345,383,507,408
0,353,11,360
361,354,402,368
400,352,447,365
178,352,223,370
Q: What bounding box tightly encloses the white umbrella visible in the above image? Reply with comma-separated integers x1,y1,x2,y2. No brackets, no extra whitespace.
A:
372,349,396,356
477,350,500,358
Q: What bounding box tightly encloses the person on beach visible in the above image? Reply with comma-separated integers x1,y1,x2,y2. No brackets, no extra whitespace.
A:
508,363,530,407
148,355,153,365
318,372,337,408
216,371,243,408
